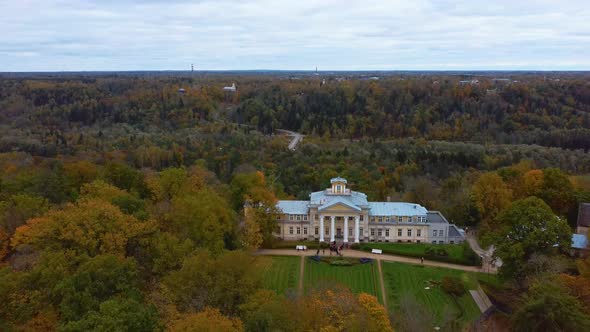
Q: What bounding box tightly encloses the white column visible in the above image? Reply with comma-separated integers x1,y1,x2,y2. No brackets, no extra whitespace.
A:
354,216,360,243
319,215,324,242
330,216,335,242
344,216,349,243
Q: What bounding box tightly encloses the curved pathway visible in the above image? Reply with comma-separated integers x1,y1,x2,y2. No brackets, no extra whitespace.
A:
276,129,304,150
256,249,495,274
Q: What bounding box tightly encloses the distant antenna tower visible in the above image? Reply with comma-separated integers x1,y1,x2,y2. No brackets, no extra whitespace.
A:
191,64,194,72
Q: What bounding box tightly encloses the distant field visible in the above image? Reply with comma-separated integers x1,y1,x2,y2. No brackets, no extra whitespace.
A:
382,261,482,326
261,256,300,295
304,258,383,303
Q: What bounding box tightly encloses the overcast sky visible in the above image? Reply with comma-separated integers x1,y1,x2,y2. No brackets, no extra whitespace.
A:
1,0,589,71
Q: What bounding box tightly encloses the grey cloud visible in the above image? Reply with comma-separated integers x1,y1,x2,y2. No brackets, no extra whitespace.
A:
0,0,589,71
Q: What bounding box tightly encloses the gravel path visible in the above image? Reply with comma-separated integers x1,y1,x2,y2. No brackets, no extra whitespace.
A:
256,248,494,273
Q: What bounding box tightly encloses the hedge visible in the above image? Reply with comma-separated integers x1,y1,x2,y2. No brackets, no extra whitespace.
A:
358,242,482,266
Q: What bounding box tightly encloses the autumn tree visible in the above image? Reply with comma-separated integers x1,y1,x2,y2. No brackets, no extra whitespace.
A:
493,197,572,281
471,172,513,224
12,199,156,257
512,278,590,331
231,171,278,248
168,188,235,253
169,307,243,332
163,250,269,316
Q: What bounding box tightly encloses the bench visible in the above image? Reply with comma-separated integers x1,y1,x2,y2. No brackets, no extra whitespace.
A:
296,245,307,251
371,249,383,254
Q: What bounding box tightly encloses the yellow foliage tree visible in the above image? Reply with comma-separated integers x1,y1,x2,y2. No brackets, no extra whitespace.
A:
11,199,156,256
168,307,243,332
472,172,513,223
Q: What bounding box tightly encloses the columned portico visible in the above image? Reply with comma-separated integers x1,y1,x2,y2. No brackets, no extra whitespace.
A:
319,214,324,242
330,216,335,242
354,216,360,243
343,216,349,243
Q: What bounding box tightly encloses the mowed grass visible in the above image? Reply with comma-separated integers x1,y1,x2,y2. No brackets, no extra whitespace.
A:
261,256,301,295
382,262,482,326
304,259,383,303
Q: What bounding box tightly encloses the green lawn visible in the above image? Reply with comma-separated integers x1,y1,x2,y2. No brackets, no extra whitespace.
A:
261,256,301,295
304,258,383,303
381,261,483,327
360,242,481,266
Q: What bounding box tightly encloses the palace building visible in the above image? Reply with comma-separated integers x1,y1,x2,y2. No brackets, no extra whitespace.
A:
275,178,465,244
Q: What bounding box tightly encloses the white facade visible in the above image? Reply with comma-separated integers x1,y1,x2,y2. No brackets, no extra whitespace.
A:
275,178,464,244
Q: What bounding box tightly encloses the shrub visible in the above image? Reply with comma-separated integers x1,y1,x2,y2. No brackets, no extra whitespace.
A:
462,242,482,266
350,243,361,250
319,241,329,249
441,276,465,296
330,259,353,266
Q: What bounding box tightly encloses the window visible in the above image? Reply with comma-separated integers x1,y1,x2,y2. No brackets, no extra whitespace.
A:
289,227,294,234
407,229,412,236
371,216,376,222
433,230,437,237
337,185,341,192
296,215,301,221
439,230,444,237
276,215,281,220
315,214,319,220
419,216,426,223
432,240,436,244
304,227,308,235
417,229,422,237
450,241,454,244
289,215,294,221
385,229,390,237
398,216,403,222
417,240,421,243
397,240,402,243
378,216,383,222
439,241,444,244
370,229,375,236
325,227,329,235
296,227,301,234
360,228,364,236
398,229,402,237
303,215,308,221
349,228,352,236
315,227,319,235
360,215,364,221
377,229,382,236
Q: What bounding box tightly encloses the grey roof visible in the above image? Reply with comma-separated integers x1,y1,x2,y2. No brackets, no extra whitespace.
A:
310,190,369,208
330,177,347,184
368,202,427,216
276,200,309,214
578,203,590,228
427,211,449,224
448,224,463,238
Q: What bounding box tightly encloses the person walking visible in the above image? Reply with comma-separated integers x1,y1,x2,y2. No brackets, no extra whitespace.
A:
421,257,424,264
